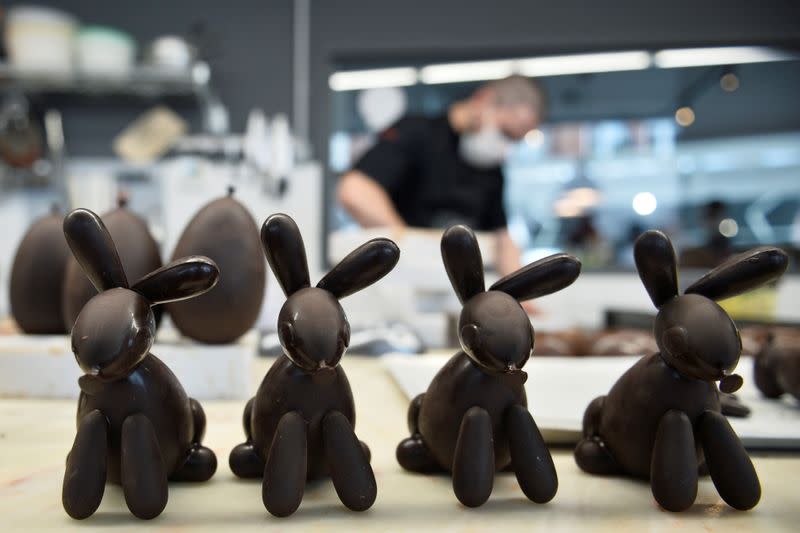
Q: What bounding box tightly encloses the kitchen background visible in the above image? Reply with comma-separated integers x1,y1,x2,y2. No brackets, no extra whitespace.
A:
2,0,800,350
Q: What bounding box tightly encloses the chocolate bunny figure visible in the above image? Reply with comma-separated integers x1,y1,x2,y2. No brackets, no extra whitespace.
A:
754,328,800,402
574,230,788,512
61,209,220,520
396,225,581,507
229,213,399,517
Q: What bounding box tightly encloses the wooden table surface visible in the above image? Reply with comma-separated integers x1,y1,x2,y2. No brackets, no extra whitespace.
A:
1,355,798,532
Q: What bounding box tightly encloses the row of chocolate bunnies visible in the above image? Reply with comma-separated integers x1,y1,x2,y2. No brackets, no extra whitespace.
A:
7,191,795,520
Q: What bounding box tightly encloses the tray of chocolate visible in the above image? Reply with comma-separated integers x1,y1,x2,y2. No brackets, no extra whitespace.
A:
383,325,800,449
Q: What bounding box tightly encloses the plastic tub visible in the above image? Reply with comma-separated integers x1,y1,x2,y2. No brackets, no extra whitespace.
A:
75,26,136,78
4,5,78,75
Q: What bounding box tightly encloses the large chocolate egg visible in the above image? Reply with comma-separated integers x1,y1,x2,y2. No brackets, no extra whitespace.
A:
166,191,265,343
62,201,163,330
9,208,70,333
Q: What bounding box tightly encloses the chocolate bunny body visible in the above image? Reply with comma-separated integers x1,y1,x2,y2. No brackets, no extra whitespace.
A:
61,209,220,520
396,225,581,507
574,230,788,512
754,327,800,402
229,213,399,517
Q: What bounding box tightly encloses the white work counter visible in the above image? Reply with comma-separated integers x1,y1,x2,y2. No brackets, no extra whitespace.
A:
1,355,798,532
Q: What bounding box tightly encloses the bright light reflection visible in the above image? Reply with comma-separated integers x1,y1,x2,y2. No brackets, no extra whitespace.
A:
632,192,657,215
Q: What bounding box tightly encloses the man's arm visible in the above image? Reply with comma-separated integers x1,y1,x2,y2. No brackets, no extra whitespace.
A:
495,227,522,277
496,228,541,315
338,170,406,228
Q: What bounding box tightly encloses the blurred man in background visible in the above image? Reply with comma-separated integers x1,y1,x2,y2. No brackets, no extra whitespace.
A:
338,75,544,277
681,199,734,268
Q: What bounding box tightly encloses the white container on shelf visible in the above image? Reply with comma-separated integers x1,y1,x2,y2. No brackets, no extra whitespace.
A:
75,26,136,78
4,5,78,75
145,35,195,71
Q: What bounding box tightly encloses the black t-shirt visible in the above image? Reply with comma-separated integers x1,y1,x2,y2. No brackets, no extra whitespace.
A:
352,114,507,231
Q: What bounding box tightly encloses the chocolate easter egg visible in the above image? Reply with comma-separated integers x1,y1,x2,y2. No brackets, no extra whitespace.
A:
9,207,70,333
166,190,265,343
62,200,163,330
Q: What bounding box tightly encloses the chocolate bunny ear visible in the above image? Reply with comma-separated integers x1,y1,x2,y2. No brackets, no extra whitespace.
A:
634,230,679,308
490,253,581,301
685,247,788,301
63,208,128,291
132,256,219,305
318,238,399,299
441,225,485,304
261,213,310,297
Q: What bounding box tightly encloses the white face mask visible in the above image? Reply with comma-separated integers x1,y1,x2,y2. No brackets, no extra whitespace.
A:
459,126,511,168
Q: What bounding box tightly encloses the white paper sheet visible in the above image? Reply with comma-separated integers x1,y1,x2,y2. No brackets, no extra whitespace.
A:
382,353,800,449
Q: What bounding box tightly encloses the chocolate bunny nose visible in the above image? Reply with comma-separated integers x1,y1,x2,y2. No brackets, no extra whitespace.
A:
312,364,337,385
499,365,527,388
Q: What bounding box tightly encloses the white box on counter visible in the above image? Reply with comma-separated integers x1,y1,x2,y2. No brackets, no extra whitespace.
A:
0,329,256,400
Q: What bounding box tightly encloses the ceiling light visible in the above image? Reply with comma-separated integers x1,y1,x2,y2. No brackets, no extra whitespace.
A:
516,51,651,77
720,72,740,92
653,46,797,69
632,192,657,215
419,60,515,85
719,218,739,238
328,67,417,91
524,128,545,148
675,107,695,127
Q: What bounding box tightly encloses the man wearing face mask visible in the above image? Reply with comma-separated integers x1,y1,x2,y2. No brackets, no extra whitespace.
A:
338,75,544,278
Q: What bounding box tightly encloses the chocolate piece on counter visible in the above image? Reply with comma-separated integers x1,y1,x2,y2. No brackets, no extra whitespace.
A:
588,328,658,356
574,230,788,512
229,213,397,516
719,392,751,418
9,206,70,333
60,208,219,520
754,327,800,401
396,224,580,507
167,189,265,344
563,328,596,356
740,326,770,357
530,332,574,356
62,198,162,330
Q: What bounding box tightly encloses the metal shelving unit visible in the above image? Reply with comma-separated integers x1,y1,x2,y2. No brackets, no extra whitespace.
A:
0,61,209,98
0,60,225,196
0,60,223,136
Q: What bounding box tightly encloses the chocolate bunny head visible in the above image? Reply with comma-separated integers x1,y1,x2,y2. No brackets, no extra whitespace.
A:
261,213,399,374
63,208,219,381
442,225,581,383
634,230,788,390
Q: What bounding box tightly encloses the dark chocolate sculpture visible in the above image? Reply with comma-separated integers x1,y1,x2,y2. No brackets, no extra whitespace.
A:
167,188,265,344
9,206,70,333
62,196,163,330
574,230,788,512
229,213,399,517
754,327,800,402
396,225,581,507
61,208,220,520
